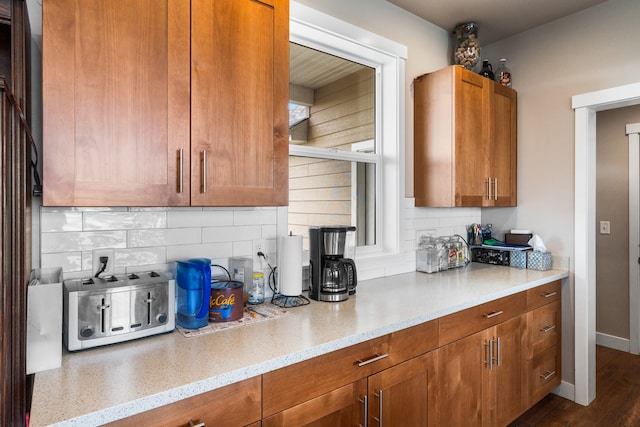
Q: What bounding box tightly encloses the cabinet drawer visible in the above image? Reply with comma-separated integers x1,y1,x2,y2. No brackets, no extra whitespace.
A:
438,292,526,346
527,280,561,310
263,319,438,417
104,376,261,427
525,300,561,358
526,344,561,405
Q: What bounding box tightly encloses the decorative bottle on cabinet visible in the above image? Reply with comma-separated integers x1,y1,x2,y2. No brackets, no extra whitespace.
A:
479,60,494,80
496,58,512,87
453,22,480,71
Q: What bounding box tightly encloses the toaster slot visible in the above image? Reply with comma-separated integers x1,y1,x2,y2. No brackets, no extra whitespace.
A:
132,285,169,329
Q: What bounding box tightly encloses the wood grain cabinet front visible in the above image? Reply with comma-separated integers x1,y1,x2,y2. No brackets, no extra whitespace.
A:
42,0,288,207
522,284,562,409
262,320,439,426
104,376,261,427
413,65,517,207
435,315,524,427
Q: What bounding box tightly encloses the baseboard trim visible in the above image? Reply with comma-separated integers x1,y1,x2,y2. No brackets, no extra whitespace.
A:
596,331,630,352
552,380,575,402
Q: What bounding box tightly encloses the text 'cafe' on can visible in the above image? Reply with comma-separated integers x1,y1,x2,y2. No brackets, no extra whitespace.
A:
209,280,244,322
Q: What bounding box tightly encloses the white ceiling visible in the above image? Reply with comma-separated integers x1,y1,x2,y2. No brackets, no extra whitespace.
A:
386,0,607,44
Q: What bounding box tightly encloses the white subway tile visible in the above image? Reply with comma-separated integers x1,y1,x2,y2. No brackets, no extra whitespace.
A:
128,229,167,247
115,247,167,268
261,224,278,239
232,240,253,257
166,228,202,246
202,225,261,243
166,242,233,263
168,209,233,228
40,211,83,232
41,231,127,253
233,210,264,226
40,252,82,272
83,211,167,230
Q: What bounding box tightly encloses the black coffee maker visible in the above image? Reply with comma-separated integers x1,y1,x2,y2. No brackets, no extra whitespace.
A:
309,226,357,302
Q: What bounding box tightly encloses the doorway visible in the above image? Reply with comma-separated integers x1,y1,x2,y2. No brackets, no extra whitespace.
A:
573,82,640,406
627,123,640,355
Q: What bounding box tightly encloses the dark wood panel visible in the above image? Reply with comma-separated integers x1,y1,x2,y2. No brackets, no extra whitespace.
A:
1,0,30,425
510,345,638,427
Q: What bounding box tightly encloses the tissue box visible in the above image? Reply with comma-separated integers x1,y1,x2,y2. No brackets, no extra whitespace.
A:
510,250,529,269
26,267,63,374
527,251,552,271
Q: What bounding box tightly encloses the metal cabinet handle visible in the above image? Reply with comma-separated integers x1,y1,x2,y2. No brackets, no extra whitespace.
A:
540,370,556,381
486,178,492,200
485,339,494,370
373,390,383,426
357,353,389,367
483,310,504,319
540,325,556,333
494,178,498,200
496,337,501,366
543,291,558,298
201,150,207,193
359,395,369,427
188,420,205,427
178,148,184,193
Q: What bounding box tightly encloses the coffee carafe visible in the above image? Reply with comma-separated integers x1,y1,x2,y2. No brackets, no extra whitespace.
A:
309,226,357,302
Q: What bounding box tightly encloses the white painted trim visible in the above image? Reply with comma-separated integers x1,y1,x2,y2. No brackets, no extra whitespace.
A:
573,86,640,407
596,332,631,353
628,128,640,355
552,380,575,402
572,82,640,111
290,2,408,60
289,144,378,163
574,106,597,406
289,2,407,267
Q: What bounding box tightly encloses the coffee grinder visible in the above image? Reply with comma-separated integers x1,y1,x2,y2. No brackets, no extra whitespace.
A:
309,226,357,302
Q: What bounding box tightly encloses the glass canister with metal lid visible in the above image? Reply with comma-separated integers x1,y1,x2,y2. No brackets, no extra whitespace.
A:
416,235,439,274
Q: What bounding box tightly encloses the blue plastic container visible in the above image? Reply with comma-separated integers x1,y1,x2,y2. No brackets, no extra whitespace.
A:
175,258,211,329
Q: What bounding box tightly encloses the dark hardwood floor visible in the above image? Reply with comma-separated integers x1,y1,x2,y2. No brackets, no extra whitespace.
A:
510,345,640,426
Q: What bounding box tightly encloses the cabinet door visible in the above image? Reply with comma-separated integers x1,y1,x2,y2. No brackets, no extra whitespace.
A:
453,68,491,206
488,83,517,206
367,351,436,427
491,315,524,426
435,329,488,427
191,0,288,206
262,380,367,427
43,0,191,206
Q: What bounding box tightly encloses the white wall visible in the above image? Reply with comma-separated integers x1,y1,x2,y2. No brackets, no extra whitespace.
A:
481,0,640,385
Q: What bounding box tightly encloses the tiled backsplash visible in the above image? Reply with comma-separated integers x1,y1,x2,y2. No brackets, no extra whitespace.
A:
38,201,480,281
39,207,279,280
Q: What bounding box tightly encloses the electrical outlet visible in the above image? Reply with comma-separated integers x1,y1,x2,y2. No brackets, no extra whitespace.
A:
255,240,264,255
92,249,115,277
599,220,611,235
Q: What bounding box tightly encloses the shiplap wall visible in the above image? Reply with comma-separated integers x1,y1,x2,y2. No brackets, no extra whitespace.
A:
289,68,374,244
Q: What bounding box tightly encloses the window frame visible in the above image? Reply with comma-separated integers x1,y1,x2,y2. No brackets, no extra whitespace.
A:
287,2,407,261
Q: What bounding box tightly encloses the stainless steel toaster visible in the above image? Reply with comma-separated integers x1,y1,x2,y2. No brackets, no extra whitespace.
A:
63,271,175,351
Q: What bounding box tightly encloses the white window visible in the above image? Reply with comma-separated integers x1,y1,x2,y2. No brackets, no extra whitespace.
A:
288,2,407,261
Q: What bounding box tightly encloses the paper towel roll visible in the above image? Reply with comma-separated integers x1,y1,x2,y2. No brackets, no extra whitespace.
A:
278,234,303,296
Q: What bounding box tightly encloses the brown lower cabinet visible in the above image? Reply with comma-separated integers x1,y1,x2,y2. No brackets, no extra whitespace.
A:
110,281,561,427
103,376,261,427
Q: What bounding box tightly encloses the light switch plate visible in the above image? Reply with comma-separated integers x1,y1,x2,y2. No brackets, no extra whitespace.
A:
599,221,611,235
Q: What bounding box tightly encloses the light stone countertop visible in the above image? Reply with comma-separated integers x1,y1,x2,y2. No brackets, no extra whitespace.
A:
29,263,569,427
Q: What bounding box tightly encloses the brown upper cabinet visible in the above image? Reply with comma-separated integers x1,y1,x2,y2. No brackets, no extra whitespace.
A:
42,0,288,207
413,65,517,207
